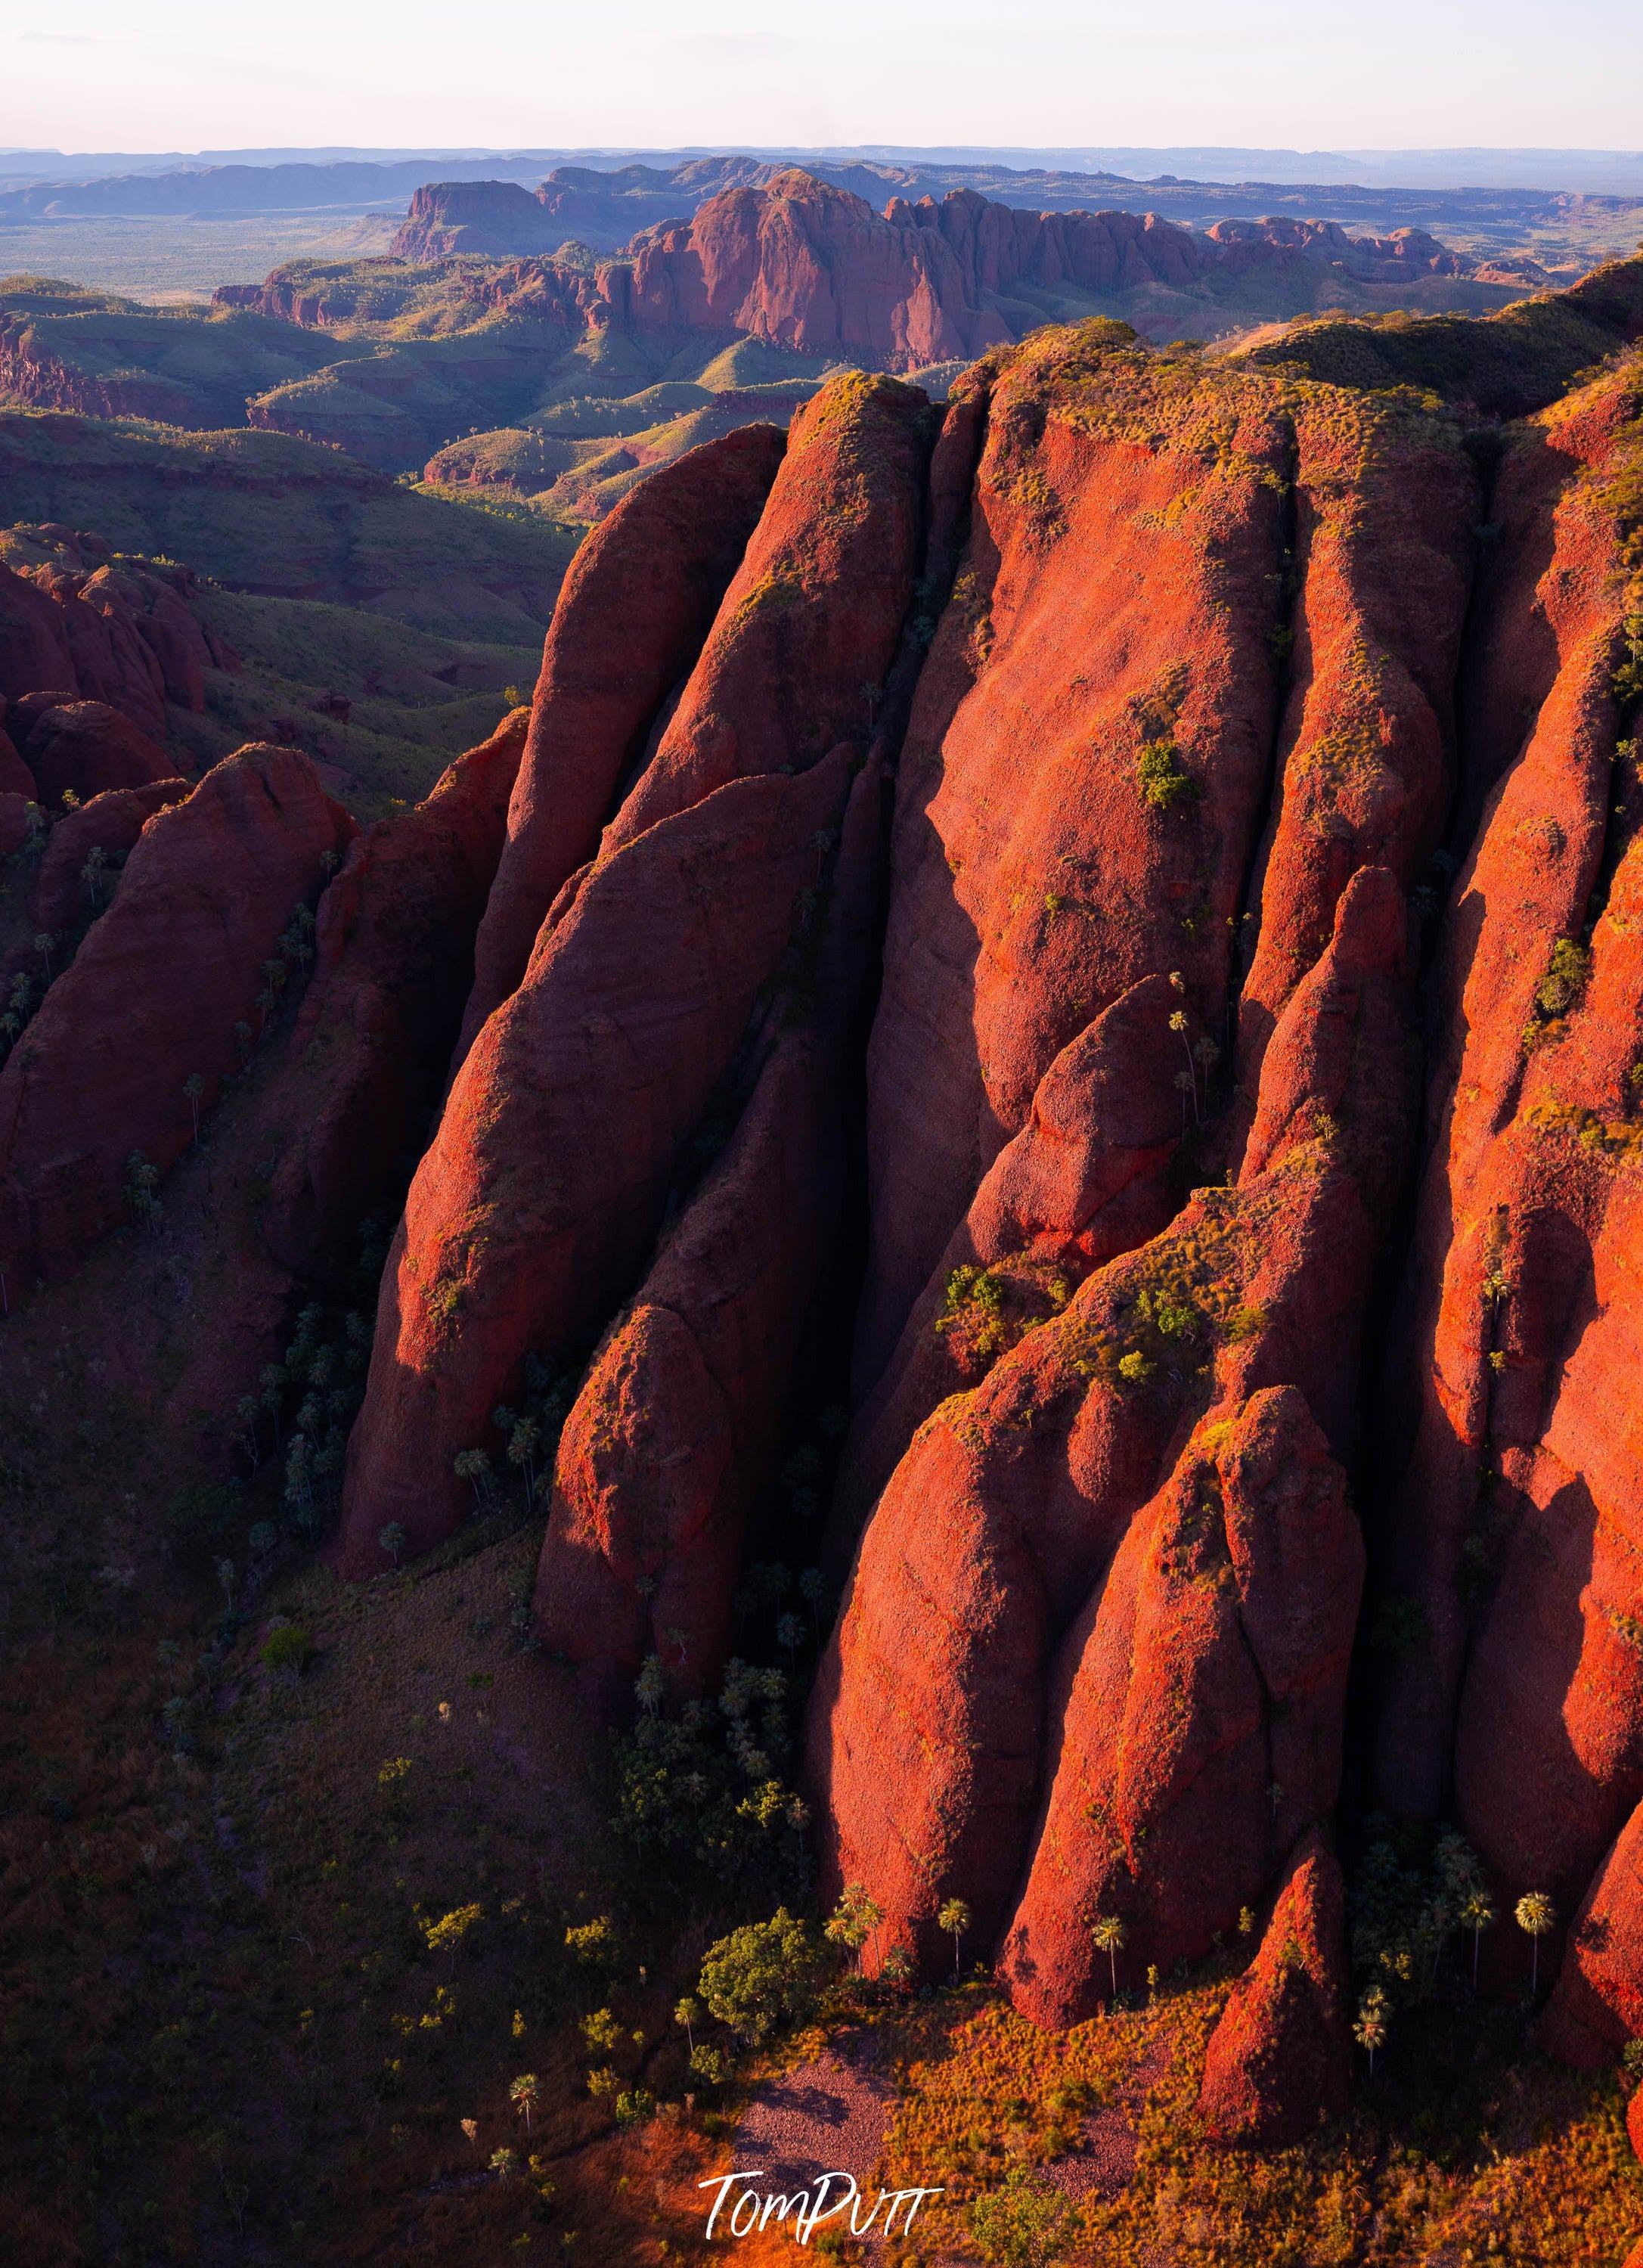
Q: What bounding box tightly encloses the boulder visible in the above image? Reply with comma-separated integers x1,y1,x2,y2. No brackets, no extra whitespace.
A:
0,746,355,1286
455,425,785,1066
1197,1832,1353,2146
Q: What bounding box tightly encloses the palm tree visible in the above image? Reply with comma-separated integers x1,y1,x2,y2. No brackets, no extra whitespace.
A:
1515,1891,1555,1992
1354,1986,1389,2076
674,1997,699,2052
1168,1009,1199,1118
379,1522,407,1568
509,2074,540,2134
1462,1888,1496,1987
1090,1914,1127,1997
937,1896,972,1984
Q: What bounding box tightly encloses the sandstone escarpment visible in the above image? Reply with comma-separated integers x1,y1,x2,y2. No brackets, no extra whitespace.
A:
5,272,1643,2098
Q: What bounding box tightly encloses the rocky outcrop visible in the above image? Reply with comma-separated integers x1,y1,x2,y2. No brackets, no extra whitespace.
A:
2,261,1633,2104
830,973,1183,1556
454,426,785,1066
261,709,529,1278
994,1386,1363,2025
808,735,1411,1997
0,533,240,740
20,702,177,808
393,172,1532,371
30,777,191,933
1197,1832,1353,2145
0,746,355,1285
1539,1798,1643,2065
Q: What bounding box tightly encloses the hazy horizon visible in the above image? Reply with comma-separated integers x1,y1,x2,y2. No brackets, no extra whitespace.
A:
8,0,1641,159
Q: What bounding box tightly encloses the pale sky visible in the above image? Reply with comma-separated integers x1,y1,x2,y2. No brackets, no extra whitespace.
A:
5,0,1639,157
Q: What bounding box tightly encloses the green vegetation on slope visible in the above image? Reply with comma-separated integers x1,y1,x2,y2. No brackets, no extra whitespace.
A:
0,408,580,638
1239,252,1643,414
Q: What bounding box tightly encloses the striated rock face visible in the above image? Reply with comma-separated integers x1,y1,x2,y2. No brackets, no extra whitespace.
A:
455,427,784,1067
11,271,1641,2090
335,746,855,1573
532,755,883,1714
1197,1832,1353,2145
1229,390,1475,1118
262,709,529,1277
852,336,1294,1394
0,746,355,1284
1372,365,1643,1959
600,374,925,852
31,777,192,933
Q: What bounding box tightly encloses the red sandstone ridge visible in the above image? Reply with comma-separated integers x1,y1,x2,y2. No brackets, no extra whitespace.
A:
829,972,1184,1558
1197,1831,1353,2145
455,426,785,1068
0,746,355,1286
335,746,854,1575
20,701,176,808
1372,360,1643,1888
854,327,1296,1389
599,374,925,852
387,172,1522,371
1539,1798,1643,2065
1229,389,1475,1123
532,755,884,1716
0,269,1623,2106
261,709,529,1278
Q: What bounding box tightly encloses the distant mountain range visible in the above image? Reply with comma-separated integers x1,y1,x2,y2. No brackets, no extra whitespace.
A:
5,141,1643,191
